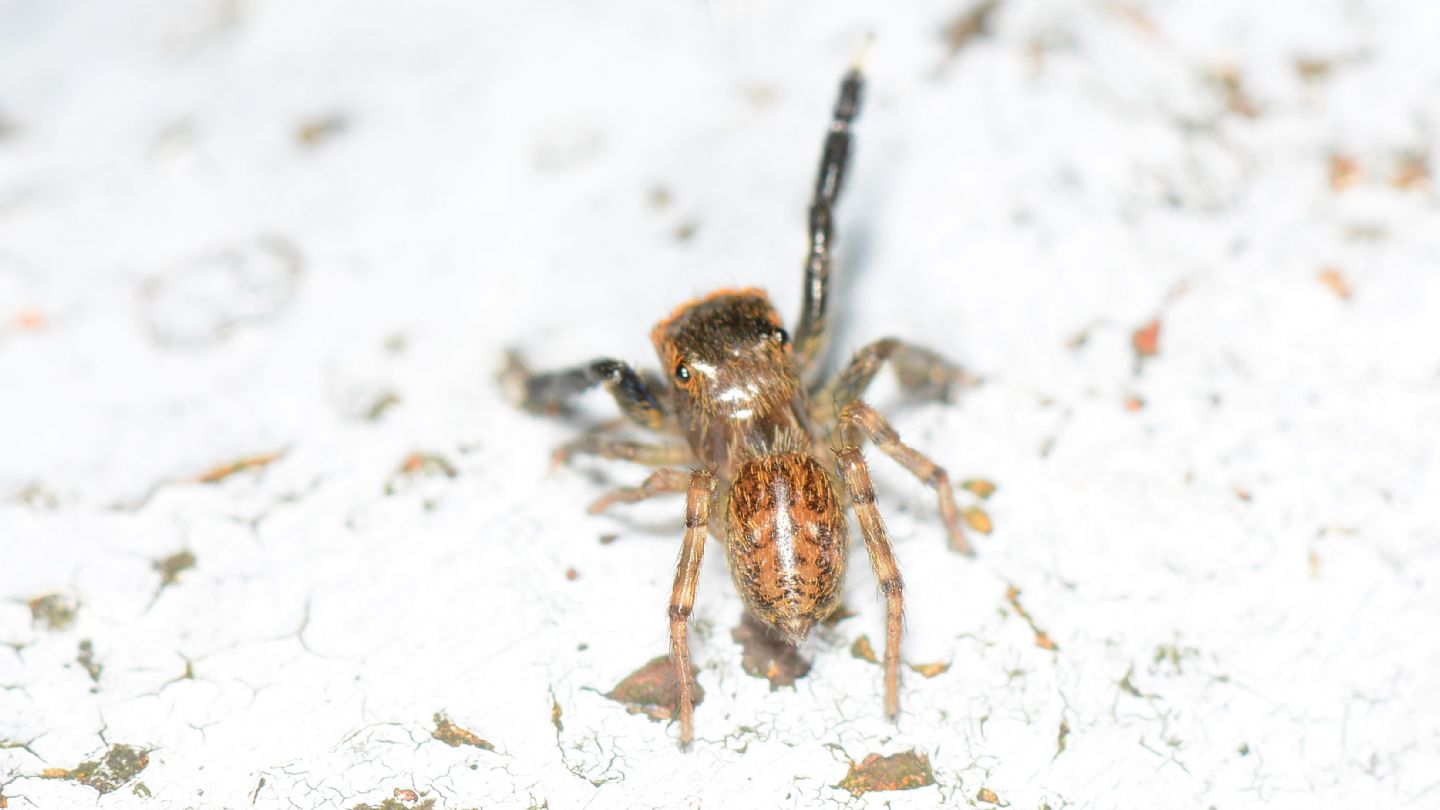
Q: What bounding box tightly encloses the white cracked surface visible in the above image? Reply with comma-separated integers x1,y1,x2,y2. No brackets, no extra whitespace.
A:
2,0,1439,808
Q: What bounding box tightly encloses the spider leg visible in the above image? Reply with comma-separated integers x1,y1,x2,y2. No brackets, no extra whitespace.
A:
836,441,904,719
793,67,864,387
817,338,977,423
551,436,693,469
588,467,693,514
669,470,715,748
839,400,972,556
501,350,666,430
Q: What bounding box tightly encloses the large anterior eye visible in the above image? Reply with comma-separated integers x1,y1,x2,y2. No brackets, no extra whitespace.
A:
772,327,789,345
674,361,691,384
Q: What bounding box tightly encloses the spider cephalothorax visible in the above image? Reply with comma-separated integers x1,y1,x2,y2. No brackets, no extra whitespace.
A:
653,289,807,479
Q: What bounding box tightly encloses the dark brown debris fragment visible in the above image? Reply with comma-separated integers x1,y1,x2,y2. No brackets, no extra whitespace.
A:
27,593,78,631
41,744,149,795
362,390,402,422
942,0,1001,59
1295,56,1337,82
673,220,699,242
834,750,936,797
154,550,196,587
431,712,494,751
1118,665,1146,698
77,639,103,683
731,614,811,689
385,452,459,495
296,114,349,147
606,655,703,722
977,786,1003,804
851,635,878,663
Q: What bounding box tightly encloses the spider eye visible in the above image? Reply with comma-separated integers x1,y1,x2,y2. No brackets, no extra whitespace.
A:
773,327,789,345
674,362,691,384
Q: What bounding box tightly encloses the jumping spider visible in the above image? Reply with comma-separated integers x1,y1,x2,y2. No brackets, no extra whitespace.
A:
504,63,976,747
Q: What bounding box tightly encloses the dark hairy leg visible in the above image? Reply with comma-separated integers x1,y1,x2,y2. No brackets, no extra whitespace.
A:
793,67,864,386
502,350,666,430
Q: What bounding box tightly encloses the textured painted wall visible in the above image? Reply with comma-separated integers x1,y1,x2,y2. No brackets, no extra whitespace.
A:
2,1,1438,807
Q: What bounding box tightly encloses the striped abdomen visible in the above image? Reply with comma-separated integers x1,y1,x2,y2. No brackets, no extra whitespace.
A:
724,452,848,644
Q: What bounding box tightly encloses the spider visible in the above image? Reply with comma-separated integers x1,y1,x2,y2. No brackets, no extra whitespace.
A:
503,62,976,748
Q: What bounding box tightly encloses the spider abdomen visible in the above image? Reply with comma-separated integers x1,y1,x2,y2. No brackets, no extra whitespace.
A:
724,452,848,645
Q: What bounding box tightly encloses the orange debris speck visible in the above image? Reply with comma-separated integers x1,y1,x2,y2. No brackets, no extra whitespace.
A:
1317,268,1352,301
1329,154,1364,191
909,660,951,678
195,451,285,483
960,478,997,499
1391,154,1430,191
851,635,879,664
1132,318,1161,358
10,309,46,331
962,506,994,535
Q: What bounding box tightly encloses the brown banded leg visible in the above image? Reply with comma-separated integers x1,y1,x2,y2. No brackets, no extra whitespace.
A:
501,350,667,430
839,400,972,555
794,68,864,387
817,337,977,421
588,468,693,514
669,469,714,748
836,445,904,719
550,435,693,469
